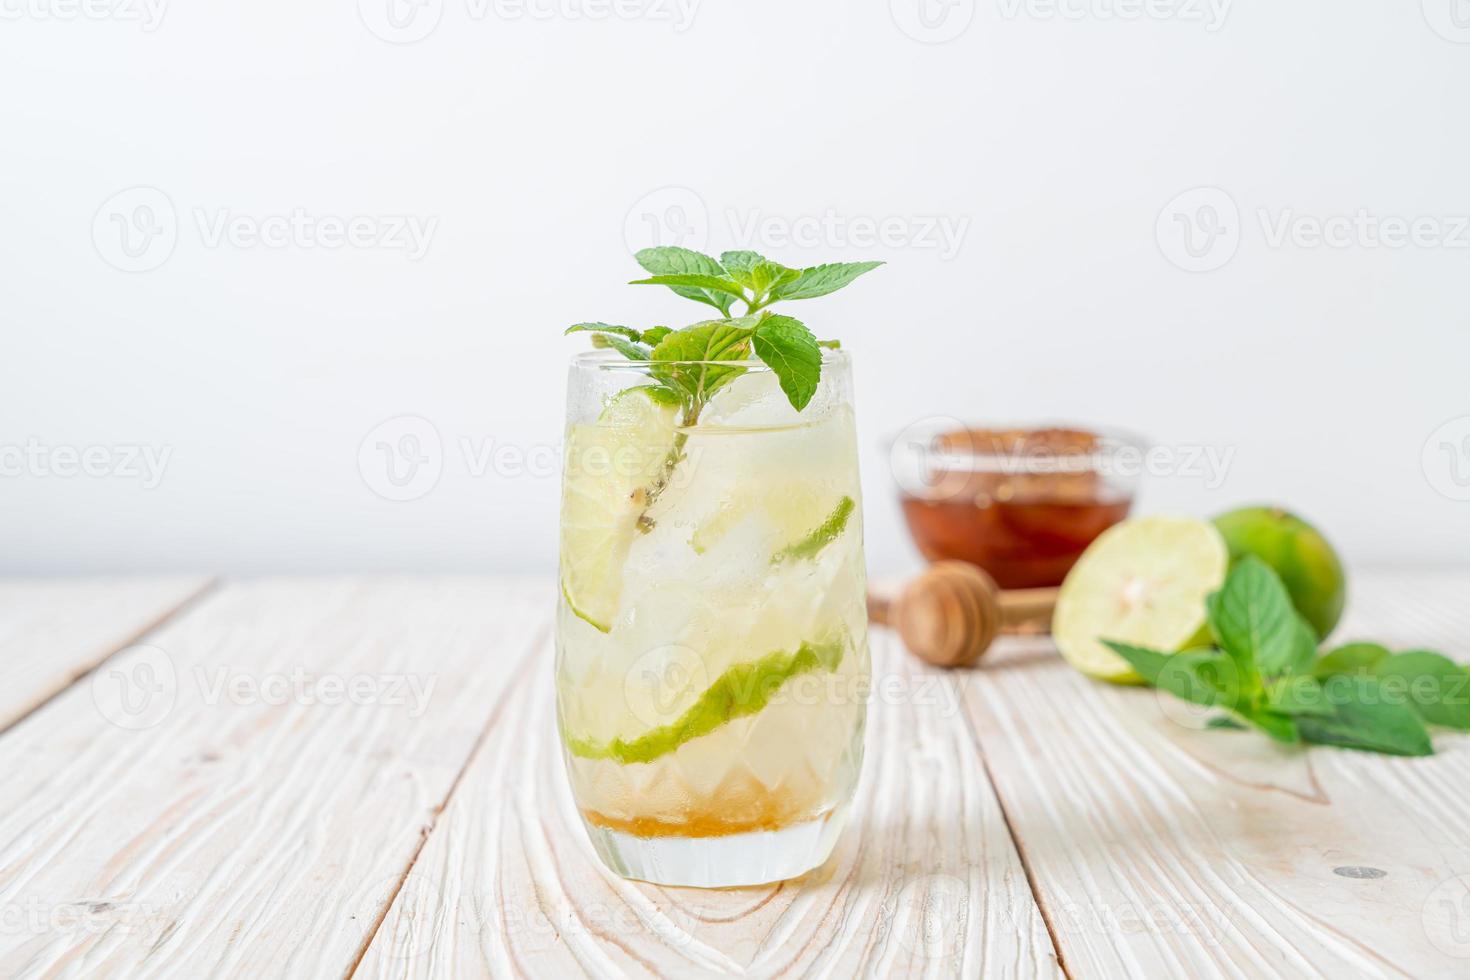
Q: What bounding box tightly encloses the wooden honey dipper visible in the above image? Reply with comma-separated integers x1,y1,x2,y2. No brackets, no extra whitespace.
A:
867,561,1059,668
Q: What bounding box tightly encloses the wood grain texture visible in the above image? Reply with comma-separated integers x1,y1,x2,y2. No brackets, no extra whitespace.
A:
356,627,1060,979
0,578,549,979
0,577,211,733
961,572,1470,980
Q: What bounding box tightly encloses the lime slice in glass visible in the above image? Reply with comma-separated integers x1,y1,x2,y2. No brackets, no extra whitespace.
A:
559,386,680,632
1052,516,1229,683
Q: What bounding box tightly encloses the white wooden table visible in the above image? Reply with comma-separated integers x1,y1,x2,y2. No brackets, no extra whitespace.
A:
2,573,1469,979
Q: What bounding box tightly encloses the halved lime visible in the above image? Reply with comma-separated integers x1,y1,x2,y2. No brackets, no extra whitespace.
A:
559,386,680,631
1052,516,1229,683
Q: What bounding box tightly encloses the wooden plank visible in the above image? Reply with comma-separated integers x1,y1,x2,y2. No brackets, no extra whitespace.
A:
0,577,211,733
960,573,1470,980
356,627,1061,979
0,578,550,979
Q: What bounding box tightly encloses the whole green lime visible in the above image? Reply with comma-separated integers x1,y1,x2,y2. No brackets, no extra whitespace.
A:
1213,506,1346,640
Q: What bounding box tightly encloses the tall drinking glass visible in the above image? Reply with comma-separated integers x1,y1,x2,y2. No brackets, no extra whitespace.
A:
555,349,869,887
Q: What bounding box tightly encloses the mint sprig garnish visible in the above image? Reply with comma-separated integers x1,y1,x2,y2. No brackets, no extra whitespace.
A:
1104,557,1469,756
565,246,881,421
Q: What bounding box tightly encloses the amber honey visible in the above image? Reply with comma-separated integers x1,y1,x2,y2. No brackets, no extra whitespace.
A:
899,427,1135,589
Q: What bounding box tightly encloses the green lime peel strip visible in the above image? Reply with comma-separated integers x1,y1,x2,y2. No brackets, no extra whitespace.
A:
561,579,612,634
564,636,846,765
772,496,855,565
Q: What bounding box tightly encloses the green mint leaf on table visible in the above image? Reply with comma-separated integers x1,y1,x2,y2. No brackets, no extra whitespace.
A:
565,322,642,341
1264,675,1334,716
1234,706,1301,743
771,261,884,301
1207,557,1315,681
1294,676,1433,756
772,497,856,564
1102,642,1234,706
1313,642,1390,679
752,314,822,412
634,247,737,316
1374,650,1470,730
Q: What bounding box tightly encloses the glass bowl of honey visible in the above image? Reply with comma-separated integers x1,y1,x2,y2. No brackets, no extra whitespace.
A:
892,424,1144,589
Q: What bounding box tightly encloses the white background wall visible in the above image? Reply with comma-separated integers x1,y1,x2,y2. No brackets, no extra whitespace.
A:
3,0,1469,576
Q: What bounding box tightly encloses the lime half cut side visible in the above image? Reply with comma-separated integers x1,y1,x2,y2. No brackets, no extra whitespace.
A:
1052,516,1229,683
559,386,680,632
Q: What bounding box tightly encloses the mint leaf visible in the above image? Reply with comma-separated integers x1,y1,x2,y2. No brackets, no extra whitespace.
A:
1232,706,1301,743
1101,642,1244,709
640,326,673,345
1313,642,1390,679
1375,650,1470,730
590,333,651,361
1265,675,1335,716
631,273,746,302
772,261,884,301
649,320,754,406
566,322,642,341
752,313,822,411
634,247,739,316
1207,558,1308,680
772,497,855,564
1206,716,1247,731
1296,676,1434,756
1100,640,1172,685
718,250,764,283
817,339,841,349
